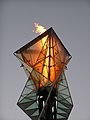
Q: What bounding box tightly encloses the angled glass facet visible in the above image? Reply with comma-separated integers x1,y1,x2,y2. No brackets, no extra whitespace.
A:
14,28,71,88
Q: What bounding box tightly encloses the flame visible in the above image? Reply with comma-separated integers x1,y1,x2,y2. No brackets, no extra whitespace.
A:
33,22,47,47
34,22,46,34
33,22,55,87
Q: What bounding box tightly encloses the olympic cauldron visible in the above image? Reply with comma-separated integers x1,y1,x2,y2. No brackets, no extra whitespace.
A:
14,27,73,120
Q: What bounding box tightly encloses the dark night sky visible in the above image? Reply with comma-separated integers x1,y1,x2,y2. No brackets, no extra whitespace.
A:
0,0,90,120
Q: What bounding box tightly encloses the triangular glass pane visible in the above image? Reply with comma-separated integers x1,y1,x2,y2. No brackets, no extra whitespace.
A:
65,97,72,104
18,96,24,102
34,60,44,73
25,102,38,110
26,85,34,90
57,102,68,109
58,84,66,91
41,48,48,56
57,94,64,101
60,89,70,96
22,48,32,65
60,79,67,87
14,53,23,61
31,69,47,88
31,109,39,117
27,92,36,97
60,98,70,104
53,34,70,63
17,57,33,73
21,37,45,66
57,108,67,114
20,98,34,103
18,101,35,110
31,115,39,120
57,114,65,119
25,109,38,116
53,45,59,57
55,55,61,64
22,87,32,95
26,80,32,86
23,67,30,78
36,53,45,63
60,72,65,79
27,96,36,101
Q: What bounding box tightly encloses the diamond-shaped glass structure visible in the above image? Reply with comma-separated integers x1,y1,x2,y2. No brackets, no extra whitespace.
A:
14,27,73,120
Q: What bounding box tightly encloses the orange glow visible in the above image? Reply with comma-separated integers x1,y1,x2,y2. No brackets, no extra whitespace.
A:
33,22,55,86
15,24,71,90
34,22,48,47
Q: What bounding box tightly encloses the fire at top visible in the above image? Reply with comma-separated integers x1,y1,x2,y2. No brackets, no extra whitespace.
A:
33,22,46,34
14,23,73,120
14,22,71,87
33,23,55,84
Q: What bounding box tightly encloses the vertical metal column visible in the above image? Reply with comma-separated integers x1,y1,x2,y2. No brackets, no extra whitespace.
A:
37,88,57,120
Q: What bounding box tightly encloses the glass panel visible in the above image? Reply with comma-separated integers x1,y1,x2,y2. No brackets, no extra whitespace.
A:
31,70,40,82
15,53,23,61
17,57,33,73
57,114,65,119
54,34,69,59
31,109,39,116
27,92,36,97
34,60,44,73
60,89,70,96
22,87,32,95
22,40,42,65
20,98,33,103
22,48,32,65
53,34,71,75
18,96,24,102
27,96,36,101
57,102,68,109
66,97,72,104
57,94,64,101
25,102,38,110
58,84,66,91
23,67,30,78
60,79,67,87
57,108,66,114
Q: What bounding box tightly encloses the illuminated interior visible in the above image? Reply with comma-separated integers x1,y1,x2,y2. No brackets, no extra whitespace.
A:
14,27,71,89
14,25,73,120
